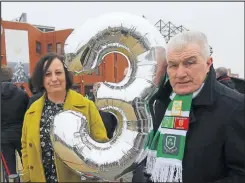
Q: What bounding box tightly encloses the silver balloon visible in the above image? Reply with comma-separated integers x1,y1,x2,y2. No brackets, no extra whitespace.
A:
50,12,166,182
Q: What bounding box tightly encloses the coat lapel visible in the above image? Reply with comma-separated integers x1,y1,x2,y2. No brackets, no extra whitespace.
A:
64,90,86,110
26,94,45,152
190,110,197,124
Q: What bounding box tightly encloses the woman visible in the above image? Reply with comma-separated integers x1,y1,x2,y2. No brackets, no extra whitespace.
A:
21,53,108,182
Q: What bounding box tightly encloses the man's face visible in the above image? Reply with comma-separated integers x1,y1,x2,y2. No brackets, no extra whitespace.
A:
167,43,213,95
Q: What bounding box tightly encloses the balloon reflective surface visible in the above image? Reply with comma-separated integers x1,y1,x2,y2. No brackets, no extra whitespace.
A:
51,12,167,181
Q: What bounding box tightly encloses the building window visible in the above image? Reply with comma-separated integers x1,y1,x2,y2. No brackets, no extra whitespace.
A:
102,61,105,76
84,85,94,100
114,67,117,79
36,41,42,54
114,53,117,79
56,42,62,55
95,67,100,75
47,43,53,52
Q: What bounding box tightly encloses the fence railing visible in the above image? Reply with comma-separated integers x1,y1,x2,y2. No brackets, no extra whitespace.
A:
0,151,22,182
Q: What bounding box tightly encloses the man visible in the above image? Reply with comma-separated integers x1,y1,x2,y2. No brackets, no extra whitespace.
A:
132,31,244,183
1,66,29,177
216,67,236,89
91,82,117,139
153,46,168,86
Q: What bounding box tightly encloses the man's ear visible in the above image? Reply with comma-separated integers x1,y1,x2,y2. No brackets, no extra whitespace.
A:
207,57,213,69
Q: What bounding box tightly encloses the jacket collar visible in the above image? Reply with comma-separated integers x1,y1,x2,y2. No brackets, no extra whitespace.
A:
217,75,231,81
217,74,229,80
154,65,217,107
64,89,86,107
27,89,86,114
192,65,216,106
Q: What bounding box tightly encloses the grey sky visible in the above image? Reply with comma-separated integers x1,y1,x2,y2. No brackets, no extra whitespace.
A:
2,2,244,78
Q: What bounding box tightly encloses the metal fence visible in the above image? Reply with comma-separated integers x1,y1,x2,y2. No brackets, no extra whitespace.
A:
0,151,22,182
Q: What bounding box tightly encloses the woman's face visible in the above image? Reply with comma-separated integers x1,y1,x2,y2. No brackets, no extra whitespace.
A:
43,58,67,94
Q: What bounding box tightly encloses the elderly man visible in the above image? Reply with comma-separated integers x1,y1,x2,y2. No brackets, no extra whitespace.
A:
132,31,244,183
216,67,235,89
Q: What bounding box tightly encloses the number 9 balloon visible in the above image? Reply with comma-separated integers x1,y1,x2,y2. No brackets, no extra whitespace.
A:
50,12,166,182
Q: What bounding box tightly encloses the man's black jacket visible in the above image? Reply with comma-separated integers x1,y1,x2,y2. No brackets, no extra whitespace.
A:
132,66,244,183
217,75,235,90
1,82,29,142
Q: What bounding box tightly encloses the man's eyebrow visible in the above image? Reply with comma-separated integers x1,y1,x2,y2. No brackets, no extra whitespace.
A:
168,56,197,63
168,60,178,64
183,56,197,61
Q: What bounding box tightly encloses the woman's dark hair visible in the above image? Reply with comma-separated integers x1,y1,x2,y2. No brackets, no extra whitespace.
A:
28,78,34,93
28,77,40,94
31,52,73,92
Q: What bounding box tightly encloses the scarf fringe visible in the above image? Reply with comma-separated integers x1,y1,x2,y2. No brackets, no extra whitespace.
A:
135,148,149,164
150,158,182,182
145,150,157,174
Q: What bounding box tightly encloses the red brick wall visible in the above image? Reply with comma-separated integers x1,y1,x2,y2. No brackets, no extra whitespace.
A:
80,53,128,94
1,20,128,96
1,20,73,75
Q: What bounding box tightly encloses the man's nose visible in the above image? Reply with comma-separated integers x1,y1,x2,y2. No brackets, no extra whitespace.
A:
176,65,187,78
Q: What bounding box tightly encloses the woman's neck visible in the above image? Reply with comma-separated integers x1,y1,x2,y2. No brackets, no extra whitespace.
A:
47,91,67,104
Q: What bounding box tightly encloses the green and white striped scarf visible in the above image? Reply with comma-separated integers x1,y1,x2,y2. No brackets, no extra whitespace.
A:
136,83,204,182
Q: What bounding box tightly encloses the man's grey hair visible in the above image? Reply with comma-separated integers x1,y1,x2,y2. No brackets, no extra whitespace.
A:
166,30,210,60
215,67,228,78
